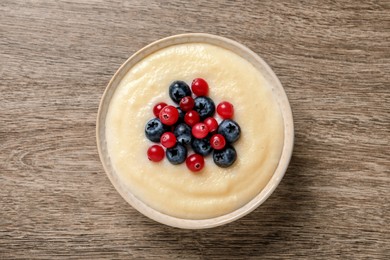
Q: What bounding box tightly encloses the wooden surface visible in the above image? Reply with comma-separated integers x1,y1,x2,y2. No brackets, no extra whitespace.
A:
0,0,389,258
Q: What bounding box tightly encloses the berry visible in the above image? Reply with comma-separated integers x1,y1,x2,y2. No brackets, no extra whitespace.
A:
160,132,177,148
213,145,237,168
184,110,200,127
146,79,239,169
147,145,165,162
145,118,169,142
192,123,209,139
166,143,187,165
194,96,215,120
153,102,167,118
173,123,192,145
210,134,226,150
169,81,191,104
159,105,179,125
204,117,218,133
191,78,209,96
179,96,195,112
217,101,234,119
186,154,205,172
176,107,185,123
191,138,213,156
218,119,241,143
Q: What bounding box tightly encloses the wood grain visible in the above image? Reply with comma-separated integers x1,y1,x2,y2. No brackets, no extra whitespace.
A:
0,0,389,259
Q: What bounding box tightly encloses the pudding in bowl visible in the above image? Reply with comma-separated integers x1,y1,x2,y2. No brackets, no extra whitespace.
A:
97,34,294,229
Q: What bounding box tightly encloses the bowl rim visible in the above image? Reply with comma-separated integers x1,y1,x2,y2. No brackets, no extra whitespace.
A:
96,33,294,229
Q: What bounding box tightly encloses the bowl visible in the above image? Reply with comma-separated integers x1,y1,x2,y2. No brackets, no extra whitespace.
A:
97,33,294,229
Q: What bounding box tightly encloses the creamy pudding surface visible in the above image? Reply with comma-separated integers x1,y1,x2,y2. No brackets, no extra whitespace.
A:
105,43,284,219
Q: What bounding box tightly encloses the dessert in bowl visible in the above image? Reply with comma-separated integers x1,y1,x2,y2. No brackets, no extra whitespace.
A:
97,33,294,229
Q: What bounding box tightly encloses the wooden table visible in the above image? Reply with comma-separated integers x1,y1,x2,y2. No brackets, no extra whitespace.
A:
1,1,389,258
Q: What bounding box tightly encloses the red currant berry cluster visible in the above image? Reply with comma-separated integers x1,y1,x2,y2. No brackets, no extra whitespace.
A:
145,78,241,172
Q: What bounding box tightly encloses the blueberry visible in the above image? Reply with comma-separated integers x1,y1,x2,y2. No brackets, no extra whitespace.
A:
218,119,241,143
191,137,213,156
145,118,168,142
169,81,191,104
173,123,192,145
213,145,237,168
176,107,185,123
166,143,187,165
194,96,215,120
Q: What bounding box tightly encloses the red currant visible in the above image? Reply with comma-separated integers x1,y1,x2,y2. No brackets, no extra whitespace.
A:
186,154,205,172
192,123,209,139
147,145,165,162
153,102,167,118
160,132,177,148
184,110,200,127
217,101,234,119
159,105,179,125
204,117,218,133
191,78,209,96
210,134,226,150
179,96,195,112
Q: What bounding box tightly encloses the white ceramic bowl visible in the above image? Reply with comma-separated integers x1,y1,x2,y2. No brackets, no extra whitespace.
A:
97,33,294,229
